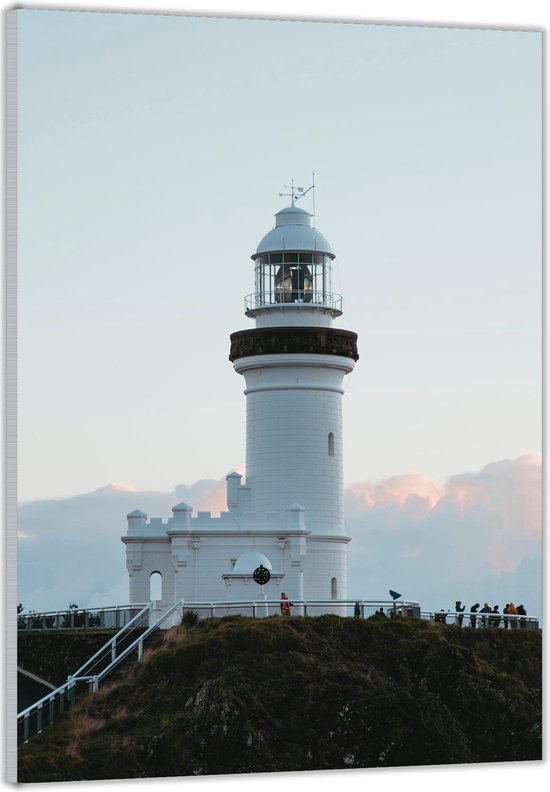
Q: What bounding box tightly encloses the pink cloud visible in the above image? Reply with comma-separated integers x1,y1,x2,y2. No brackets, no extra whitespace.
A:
345,454,541,577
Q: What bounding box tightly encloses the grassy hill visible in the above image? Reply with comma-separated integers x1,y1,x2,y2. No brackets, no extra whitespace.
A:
17,614,542,782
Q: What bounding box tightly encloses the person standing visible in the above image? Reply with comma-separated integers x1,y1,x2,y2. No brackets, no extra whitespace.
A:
489,605,501,628
479,602,491,628
469,603,480,628
280,592,292,617
354,601,361,618
517,603,527,628
455,601,465,627
503,603,510,628
508,601,518,629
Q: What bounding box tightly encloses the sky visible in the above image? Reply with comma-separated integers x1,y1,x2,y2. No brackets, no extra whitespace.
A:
13,4,542,617
16,6,541,502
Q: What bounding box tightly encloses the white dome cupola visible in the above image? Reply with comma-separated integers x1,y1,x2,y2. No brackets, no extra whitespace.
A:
254,205,334,257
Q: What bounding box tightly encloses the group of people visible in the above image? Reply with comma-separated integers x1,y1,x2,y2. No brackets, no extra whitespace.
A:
454,600,528,628
280,593,529,626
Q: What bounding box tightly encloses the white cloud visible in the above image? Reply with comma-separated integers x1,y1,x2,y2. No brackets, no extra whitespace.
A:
16,456,542,618
346,454,542,615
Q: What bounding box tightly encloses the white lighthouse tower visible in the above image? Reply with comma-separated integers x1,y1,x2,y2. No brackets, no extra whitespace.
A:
228,193,359,605
122,190,358,614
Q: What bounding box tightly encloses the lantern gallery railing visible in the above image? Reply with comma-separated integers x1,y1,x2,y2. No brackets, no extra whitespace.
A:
244,290,342,313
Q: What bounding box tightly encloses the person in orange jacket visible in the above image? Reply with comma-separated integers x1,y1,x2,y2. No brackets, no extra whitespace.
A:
508,601,518,629
280,592,292,616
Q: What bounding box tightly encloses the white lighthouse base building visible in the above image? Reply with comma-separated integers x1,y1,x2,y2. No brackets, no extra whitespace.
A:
122,482,350,619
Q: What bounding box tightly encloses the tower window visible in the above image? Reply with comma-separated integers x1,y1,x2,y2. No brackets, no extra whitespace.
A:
150,571,162,601
328,432,335,456
331,577,337,600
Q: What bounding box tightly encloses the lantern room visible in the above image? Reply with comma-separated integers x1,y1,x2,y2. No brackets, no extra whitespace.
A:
245,205,342,318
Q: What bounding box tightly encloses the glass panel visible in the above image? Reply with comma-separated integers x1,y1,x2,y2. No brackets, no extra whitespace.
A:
275,263,313,303
284,252,298,263
269,253,282,264
299,252,312,263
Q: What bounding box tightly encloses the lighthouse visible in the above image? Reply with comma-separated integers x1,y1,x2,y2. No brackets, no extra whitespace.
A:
229,196,359,603
122,191,358,614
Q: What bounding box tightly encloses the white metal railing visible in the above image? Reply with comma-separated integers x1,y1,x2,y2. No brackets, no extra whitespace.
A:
244,290,342,313
176,600,539,628
92,599,184,686
17,601,183,745
17,676,97,745
421,610,539,629
177,599,421,619
17,604,149,632
67,603,152,681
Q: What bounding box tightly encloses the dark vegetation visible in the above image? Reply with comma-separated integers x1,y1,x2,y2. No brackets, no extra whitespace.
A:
18,615,542,782
18,630,120,687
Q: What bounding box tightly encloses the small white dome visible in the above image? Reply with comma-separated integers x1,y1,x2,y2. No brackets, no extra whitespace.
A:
233,551,272,574
253,205,334,258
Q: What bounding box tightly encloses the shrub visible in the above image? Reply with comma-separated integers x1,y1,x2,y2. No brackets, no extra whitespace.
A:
180,610,199,629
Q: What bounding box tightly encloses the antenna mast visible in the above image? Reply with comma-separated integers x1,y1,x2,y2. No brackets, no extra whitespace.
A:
279,172,316,222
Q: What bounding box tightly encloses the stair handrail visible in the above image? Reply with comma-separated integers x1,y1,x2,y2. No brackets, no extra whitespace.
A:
67,602,152,681
95,599,184,685
17,675,96,723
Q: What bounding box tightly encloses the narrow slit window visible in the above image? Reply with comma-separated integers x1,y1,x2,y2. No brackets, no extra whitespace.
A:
331,577,337,600
328,432,335,456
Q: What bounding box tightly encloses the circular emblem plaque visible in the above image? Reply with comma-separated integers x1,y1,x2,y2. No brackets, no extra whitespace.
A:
253,565,271,585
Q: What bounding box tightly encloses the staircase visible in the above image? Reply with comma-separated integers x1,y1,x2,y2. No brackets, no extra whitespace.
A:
17,600,184,745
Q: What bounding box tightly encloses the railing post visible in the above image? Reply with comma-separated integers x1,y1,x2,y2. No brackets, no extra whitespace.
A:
253,602,256,618
23,713,29,743
138,639,143,661
36,704,43,734
111,638,116,663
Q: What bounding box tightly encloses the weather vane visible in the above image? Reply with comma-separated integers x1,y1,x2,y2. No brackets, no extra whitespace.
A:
279,172,316,221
